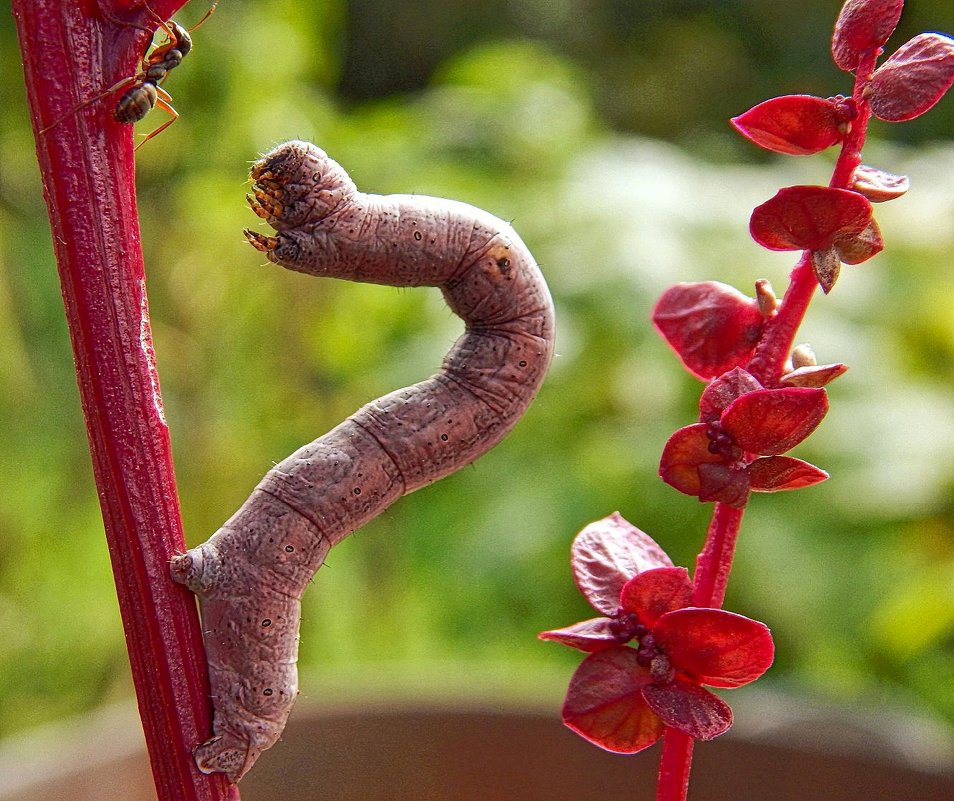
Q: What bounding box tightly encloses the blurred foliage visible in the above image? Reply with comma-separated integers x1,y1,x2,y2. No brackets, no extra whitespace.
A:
1,0,953,757
336,0,954,154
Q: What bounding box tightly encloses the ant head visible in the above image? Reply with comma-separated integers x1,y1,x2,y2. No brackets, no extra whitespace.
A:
167,21,192,58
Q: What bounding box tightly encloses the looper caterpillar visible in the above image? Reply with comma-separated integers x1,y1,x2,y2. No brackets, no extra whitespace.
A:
170,141,555,782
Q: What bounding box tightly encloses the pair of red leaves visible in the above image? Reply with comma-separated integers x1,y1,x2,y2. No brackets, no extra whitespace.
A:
652,282,833,505
834,0,954,121
731,2,952,293
540,514,774,752
658,368,829,508
736,31,954,157
735,3,953,148
749,186,883,293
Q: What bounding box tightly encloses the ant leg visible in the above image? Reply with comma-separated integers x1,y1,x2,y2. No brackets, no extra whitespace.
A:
97,0,156,34
133,89,178,150
39,75,138,135
139,2,182,44
100,1,178,62
189,0,219,32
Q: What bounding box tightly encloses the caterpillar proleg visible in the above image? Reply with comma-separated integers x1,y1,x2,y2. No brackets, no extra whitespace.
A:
170,141,555,781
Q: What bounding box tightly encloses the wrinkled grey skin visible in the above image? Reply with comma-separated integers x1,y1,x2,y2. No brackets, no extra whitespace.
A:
170,141,555,782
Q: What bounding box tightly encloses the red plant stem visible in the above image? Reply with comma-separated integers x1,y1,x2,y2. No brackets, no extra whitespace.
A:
690,502,745,608
655,502,743,801
13,3,233,799
656,729,694,801
830,50,879,190
656,44,881,801
746,252,817,386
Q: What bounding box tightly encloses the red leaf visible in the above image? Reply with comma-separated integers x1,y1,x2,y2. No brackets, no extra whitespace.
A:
620,567,693,627
697,463,751,508
562,648,664,754
539,617,619,652
653,608,775,688
780,362,849,388
641,680,733,741
831,0,905,71
699,368,763,423
870,34,954,122
750,186,873,252
653,282,764,381
571,513,673,616
851,164,910,202
730,95,847,155
748,456,830,491
659,424,725,498
812,246,843,294
721,387,829,455
834,219,884,265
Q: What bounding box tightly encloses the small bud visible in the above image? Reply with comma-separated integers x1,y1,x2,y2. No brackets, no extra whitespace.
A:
811,247,842,294
791,344,816,369
649,654,675,685
636,635,657,667
780,363,849,388
755,279,778,318
831,95,858,121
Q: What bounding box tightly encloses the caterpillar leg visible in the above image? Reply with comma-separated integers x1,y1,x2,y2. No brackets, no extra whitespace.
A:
194,732,262,783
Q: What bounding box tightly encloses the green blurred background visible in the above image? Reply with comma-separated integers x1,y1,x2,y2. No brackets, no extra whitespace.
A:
1,0,953,750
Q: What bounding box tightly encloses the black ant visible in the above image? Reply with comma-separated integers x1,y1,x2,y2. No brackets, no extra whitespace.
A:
40,1,217,149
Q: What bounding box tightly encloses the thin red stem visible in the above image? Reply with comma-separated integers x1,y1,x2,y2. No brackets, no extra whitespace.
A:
656,729,694,801
746,253,817,386
13,2,233,799
830,50,879,189
655,502,744,801
690,502,745,608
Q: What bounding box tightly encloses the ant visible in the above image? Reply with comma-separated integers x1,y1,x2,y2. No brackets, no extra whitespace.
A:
40,1,217,149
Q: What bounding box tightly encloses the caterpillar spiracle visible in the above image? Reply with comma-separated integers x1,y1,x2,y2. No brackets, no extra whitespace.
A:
170,141,556,782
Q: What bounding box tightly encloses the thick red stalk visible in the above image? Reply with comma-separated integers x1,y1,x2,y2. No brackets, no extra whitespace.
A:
13,2,233,799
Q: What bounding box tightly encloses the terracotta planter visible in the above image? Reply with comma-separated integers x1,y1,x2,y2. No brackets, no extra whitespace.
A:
2,695,952,800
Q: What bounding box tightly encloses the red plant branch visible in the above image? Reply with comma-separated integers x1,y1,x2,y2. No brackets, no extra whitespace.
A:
13,2,233,799
654,43,884,801
544,5,950,800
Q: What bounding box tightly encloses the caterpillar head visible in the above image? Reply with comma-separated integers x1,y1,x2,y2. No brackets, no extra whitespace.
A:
246,140,356,232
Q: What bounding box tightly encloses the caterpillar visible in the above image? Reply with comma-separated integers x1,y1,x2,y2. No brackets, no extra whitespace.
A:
170,141,556,782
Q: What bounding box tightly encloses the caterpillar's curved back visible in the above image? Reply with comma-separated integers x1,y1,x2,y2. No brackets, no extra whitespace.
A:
170,141,555,782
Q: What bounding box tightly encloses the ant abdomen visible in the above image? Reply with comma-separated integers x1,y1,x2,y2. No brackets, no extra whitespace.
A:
115,83,158,124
